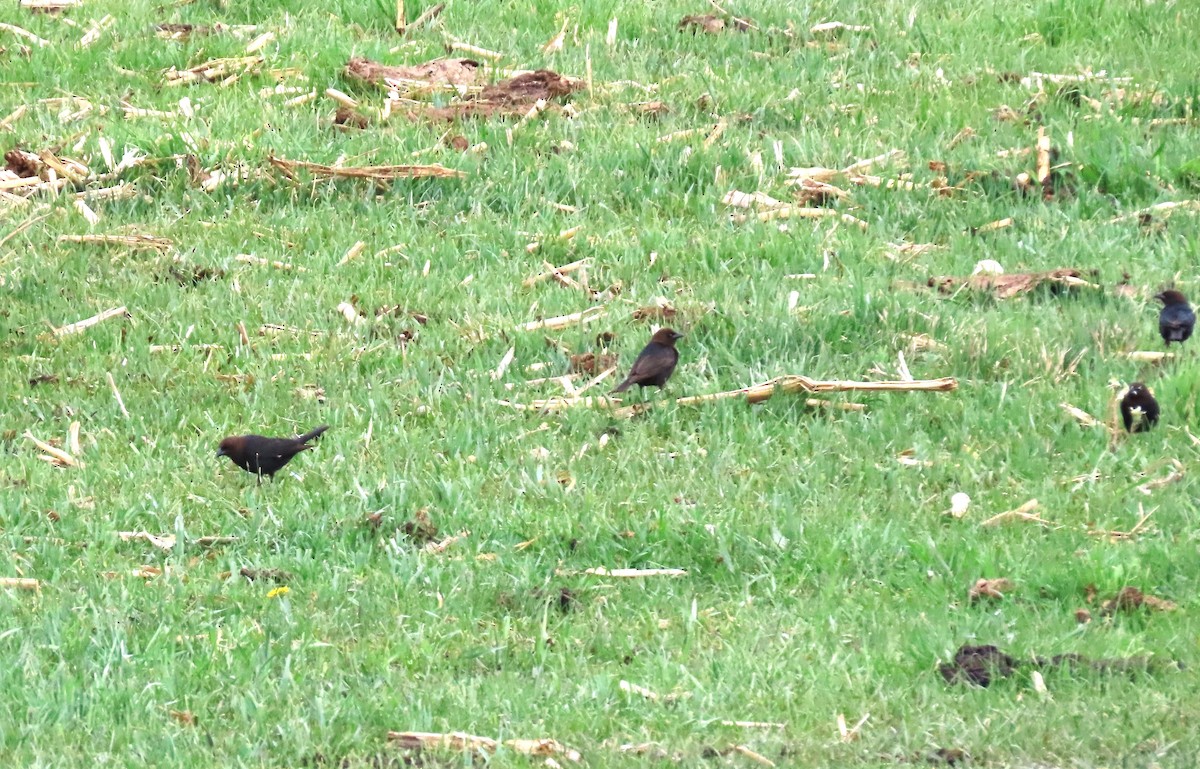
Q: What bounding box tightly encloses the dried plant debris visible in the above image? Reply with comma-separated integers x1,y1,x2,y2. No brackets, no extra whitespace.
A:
928,268,1099,299
167,263,224,286
375,305,429,325
345,56,482,88
935,153,1076,202
502,373,955,417
940,644,1178,687
1100,586,1178,616
631,303,678,322
5,147,43,178
480,69,579,105
164,56,264,86
678,14,752,34
347,58,581,121
154,22,257,41
630,101,670,118
968,577,1014,603
268,155,464,181
388,731,580,762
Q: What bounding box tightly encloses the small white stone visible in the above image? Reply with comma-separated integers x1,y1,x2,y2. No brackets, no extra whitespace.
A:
950,492,971,517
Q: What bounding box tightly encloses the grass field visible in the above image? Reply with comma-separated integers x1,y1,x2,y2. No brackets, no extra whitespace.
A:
4,0,1200,766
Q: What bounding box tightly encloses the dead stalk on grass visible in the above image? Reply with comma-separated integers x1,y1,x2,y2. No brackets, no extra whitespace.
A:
980,499,1057,527
501,375,953,417
387,731,581,762
24,430,84,468
268,155,464,180
52,305,128,338
0,578,40,591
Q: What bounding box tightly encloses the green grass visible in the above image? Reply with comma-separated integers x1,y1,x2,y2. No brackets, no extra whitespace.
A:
3,0,1200,766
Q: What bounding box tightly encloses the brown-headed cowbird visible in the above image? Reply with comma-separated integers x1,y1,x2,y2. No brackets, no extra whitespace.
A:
1155,290,1195,346
1120,383,1159,433
611,328,683,394
216,425,328,479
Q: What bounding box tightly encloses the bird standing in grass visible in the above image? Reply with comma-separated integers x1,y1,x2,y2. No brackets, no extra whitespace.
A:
610,328,684,394
216,425,329,480
1119,383,1159,433
1155,290,1195,346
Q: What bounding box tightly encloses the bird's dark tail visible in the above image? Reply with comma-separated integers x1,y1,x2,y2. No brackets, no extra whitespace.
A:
610,378,633,394
297,425,329,443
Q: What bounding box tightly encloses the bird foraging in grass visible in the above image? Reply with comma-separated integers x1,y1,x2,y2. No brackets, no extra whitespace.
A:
1155,290,1195,346
1119,383,1159,433
610,328,684,394
216,425,329,480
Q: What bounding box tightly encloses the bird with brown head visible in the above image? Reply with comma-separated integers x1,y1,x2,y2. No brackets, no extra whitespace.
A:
611,328,684,394
216,425,329,480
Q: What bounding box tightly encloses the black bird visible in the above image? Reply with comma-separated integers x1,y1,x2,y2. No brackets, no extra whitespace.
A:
610,328,684,394
1155,290,1195,346
216,425,329,479
1120,383,1159,433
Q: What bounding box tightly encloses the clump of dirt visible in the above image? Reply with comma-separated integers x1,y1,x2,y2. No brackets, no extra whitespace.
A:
5,148,42,178
940,643,1181,687
401,508,438,544
939,645,1019,687
344,56,482,88
479,69,576,105
631,304,677,322
967,577,1013,603
928,268,1099,299
926,748,968,765
239,568,293,583
333,107,371,130
1100,585,1178,615
167,263,224,286
569,352,617,374
345,58,581,122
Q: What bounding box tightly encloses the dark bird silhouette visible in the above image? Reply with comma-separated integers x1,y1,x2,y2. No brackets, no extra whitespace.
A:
610,328,683,394
1120,383,1159,433
1155,290,1195,346
216,425,329,479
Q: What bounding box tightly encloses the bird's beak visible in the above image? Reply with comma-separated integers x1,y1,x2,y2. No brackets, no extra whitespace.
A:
673,331,685,340
215,448,226,458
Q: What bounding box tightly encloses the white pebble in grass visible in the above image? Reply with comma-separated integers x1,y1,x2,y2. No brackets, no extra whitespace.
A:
972,259,1004,275
787,290,800,311
950,492,971,518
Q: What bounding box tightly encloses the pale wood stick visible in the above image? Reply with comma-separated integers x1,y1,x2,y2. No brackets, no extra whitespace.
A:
24,431,83,467
1036,125,1051,184
52,306,128,337
0,22,49,46
0,578,39,591
106,373,129,418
